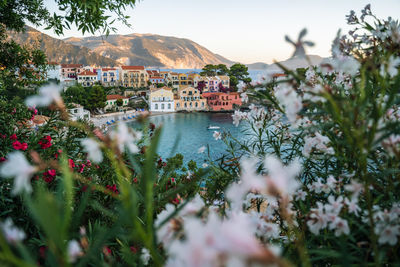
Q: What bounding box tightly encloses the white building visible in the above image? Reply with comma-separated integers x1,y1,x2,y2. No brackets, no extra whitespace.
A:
68,104,91,121
46,62,61,81
149,87,175,112
105,95,129,110
77,70,98,87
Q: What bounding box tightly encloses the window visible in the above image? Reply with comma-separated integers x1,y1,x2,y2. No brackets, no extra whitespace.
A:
155,104,158,110
103,73,107,76
195,102,198,107
168,103,171,109
161,104,165,109
74,109,78,114
104,78,107,82
184,103,187,108
202,102,204,107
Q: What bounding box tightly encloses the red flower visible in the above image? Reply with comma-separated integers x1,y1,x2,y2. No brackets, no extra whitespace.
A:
0,157,6,162
172,197,180,205
12,141,28,151
130,246,138,254
10,134,17,140
39,246,47,258
133,177,138,183
54,149,63,159
68,159,75,169
86,160,92,167
43,169,56,183
103,246,112,257
106,184,119,194
38,135,52,149
78,164,86,173
0,134,6,139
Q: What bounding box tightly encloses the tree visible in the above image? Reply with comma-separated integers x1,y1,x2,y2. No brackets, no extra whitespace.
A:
229,63,251,91
200,64,229,76
0,0,138,36
196,81,207,93
156,83,165,88
86,85,106,111
116,98,123,107
63,84,86,106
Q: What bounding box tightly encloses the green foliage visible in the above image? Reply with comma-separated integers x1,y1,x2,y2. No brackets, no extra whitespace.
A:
228,63,251,90
86,85,106,111
63,84,87,106
200,63,251,91
116,98,123,107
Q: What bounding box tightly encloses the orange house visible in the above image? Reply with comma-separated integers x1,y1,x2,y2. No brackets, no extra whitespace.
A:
202,92,242,111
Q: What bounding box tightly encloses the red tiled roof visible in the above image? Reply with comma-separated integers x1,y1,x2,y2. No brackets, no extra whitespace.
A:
151,76,163,79
121,66,145,70
106,95,128,100
102,68,116,71
61,64,83,68
78,70,97,76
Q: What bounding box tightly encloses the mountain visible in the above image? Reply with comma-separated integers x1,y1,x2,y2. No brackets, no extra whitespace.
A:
246,62,269,70
64,34,234,69
264,55,324,73
7,26,117,66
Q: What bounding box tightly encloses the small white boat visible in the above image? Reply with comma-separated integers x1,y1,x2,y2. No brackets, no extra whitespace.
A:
207,125,220,130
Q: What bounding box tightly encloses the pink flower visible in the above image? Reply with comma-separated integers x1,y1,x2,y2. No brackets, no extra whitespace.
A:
9,134,17,140
43,169,56,183
68,159,75,169
12,141,28,151
38,135,52,149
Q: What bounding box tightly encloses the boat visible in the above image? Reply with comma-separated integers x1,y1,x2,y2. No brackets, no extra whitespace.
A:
207,125,220,130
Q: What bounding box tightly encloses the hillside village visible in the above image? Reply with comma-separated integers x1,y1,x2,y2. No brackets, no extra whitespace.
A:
46,63,245,123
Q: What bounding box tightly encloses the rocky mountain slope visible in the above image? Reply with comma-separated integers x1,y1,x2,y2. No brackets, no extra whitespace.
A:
64,33,234,68
8,26,117,66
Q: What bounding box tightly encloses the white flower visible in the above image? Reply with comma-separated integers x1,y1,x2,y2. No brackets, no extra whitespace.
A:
325,195,344,215
274,84,302,125
380,56,400,78
80,138,103,163
345,198,361,216
307,202,328,235
1,218,26,244
155,204,176,245
110,122,142,153
264,155,302,197
377,225,399,246
180,194,205,217
303,132,334,157
344,180,363,199
226,158,265,210
140,248,151,265
331,55,360,76
67,240,82,263
240,92,248,103
263,222,281,239
329,217,350,236
0,152,36,195
213,131,221,140
294,189,307,201
197,146,206,153
202,163,208,168
25,83,63,107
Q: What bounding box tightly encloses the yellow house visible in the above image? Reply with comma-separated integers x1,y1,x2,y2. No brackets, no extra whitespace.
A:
120,66,148,88
178,73,189,89
175,86,207,111
149,87,175,112
170,72,179,89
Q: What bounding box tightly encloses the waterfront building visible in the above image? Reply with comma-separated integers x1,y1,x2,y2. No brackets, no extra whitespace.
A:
193,75,230,92
68,103,91,121
105,95,129,110
178,73,189,89
100,68,119,87
170,72,180,89
149,87,175,112
46,62,61,81
60,63,84,81
146,70,160,78
202,92,242,111
149,76,165,85
120,66,148,88
175,86,207,111
77,70,98,87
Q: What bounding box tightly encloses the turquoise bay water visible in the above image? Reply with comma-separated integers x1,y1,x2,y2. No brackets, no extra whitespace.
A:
128,113,246,165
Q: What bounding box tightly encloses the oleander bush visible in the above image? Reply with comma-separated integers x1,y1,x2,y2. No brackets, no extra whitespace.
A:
1,3,400,267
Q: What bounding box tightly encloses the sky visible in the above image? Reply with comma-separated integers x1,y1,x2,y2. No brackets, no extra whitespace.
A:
36,0,400,64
